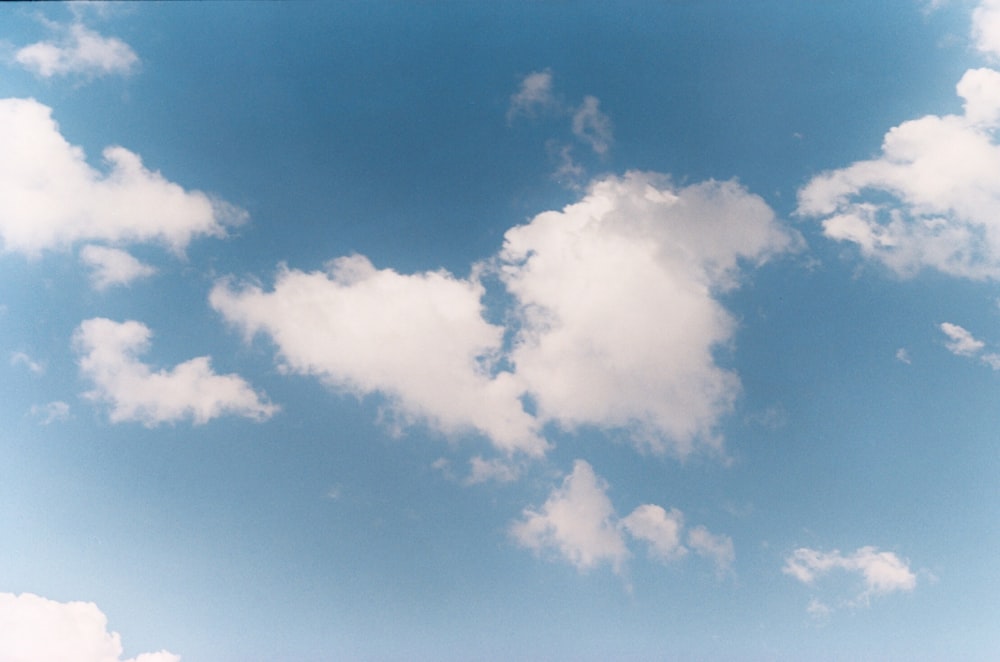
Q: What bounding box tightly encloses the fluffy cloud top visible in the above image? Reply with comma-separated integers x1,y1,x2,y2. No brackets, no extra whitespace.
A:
75,318,277,426
0,592,179,662
974,0,1000,58
798,67,1000,279
80,245,157,290
511,459,734,576
501,171,797,455
0,98,244,256
210,256,544,455
16,22,139,79
784,546,917,606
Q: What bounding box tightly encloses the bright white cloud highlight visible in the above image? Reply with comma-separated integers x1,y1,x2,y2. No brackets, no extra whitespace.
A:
74,317,277,426
511,459,630,571
973,0,1000,58
210,256,544,455
0,98,244,256
798,67,1000,279
80,245,157,290
572,95,613,155
15,22,139,79
0,592,179,662
501,171,798,456
511,459,734,576
784,546,917,607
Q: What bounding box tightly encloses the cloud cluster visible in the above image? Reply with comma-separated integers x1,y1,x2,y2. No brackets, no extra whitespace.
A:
74,318,277,426
940,321,1000,368
15,21,139,79
798,66,1000,279
511,460,734,575
783,546,917,610
0,592,179,662
0,98,244,256
213,172,796,458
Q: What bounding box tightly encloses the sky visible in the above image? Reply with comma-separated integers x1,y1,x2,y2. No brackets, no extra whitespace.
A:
0,1,999,660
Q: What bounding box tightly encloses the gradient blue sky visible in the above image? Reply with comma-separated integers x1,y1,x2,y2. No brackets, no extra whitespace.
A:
1,2,999,661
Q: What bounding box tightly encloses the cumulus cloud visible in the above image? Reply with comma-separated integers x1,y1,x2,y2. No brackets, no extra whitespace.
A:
784,546,917,609
940,321,1000,369
74,317,277,426
798,67,1000,279
511,459,629,572
0,97,244,256
0,592,179,662
973,0,1000,58
572,95,613,155
511,459,734,577
210,256,544,455
80,245,157,290
501,171,798,456
15,21,139,79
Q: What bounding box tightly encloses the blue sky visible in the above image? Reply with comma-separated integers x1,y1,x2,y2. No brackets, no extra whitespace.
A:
1,1,999,660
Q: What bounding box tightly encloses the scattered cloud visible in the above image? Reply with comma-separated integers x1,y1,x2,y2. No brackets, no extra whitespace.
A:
572,95,613,155
15,21,139,79
973,0,1000,58
10,350,45,375
74,317,277,426
784,546,917,610
511,459,734,577
940,321,1000,369
507,69,558,122
0,97,245,256
210,256,544,455
29,401,70,424
500,171,799,456
895,347,912,364
510,459,630,572
0,592,179,662
465,456,520,485
798,67,1000,279
80,245,156,290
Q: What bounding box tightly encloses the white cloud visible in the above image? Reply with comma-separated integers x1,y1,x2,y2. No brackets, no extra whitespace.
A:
507,70,558,121
687,525,736,577
0,592,179,662
10,350,45,374
74,317,277,426
621,504,687,562
80,245,156,290
501,171,798,456
783,546,917,608
465,456,520,484
940,321,985,356
29,401,70,424
210,256,544,455
798,67,1000,279
15,22,138,79
895,347,912,364
973,0,1000,59
572,95,613,155
0,97,244,256
510,459,629,572
512,459,734,577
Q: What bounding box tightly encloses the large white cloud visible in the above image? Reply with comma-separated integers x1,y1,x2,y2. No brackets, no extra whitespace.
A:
74,318,277,426
783,546,917,609
210,256,545,455
0,592,179,662
798,67,1000,279
974,0,1000,58
15,22,139,79
511,459,734,576
501,171,798,455
0,97,244,256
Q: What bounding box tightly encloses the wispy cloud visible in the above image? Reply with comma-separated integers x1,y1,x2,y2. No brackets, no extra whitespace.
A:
10,350,45,375
0,592,180,662
29,401,70,425
571,95,613,156
74,317,277,426
940,321,1000,369
784,546,917,612
80,245,156,290
16,21,138,79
